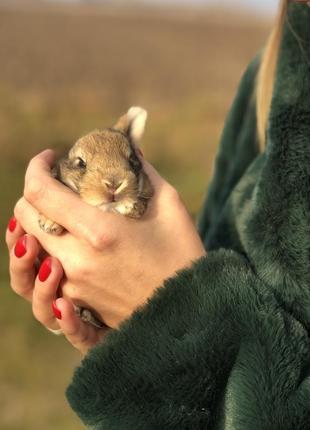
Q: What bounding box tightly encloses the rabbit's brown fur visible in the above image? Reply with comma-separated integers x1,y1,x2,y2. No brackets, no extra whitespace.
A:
56,129,153,217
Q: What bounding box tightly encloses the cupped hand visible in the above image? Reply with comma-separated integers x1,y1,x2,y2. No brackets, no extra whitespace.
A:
9,149,206,352
6,213,109,356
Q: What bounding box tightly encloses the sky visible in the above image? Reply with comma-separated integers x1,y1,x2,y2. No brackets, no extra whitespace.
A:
223,0,279,14
207,0,279,14
148,0,279,13
42,0,280,15
157,0,279,15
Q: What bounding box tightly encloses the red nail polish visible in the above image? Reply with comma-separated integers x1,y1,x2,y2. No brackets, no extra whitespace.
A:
14,235,27,258
38,257,52,282
8,216,17,233
52,300,62,320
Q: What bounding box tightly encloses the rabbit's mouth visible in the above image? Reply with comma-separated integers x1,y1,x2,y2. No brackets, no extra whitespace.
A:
107,194,116,203
103,192,123,204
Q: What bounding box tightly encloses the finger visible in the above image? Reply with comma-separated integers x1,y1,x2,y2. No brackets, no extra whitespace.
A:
23,150,116,245
127,144,165,189
55,298,107,355
16,192,116,257
140,159,166,189
24,149,56,182
9,234,41,302
5,215,26,252
32,257,64,330
14,197,94,265
14,197,69,258
139,158,177,205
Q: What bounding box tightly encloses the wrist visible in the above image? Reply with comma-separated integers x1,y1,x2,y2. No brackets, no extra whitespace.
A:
110,250,207,328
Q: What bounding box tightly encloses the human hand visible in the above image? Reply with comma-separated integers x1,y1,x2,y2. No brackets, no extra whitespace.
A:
6,218,108,355
11,149,206,352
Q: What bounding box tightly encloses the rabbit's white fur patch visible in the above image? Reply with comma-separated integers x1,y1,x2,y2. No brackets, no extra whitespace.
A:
127,107,148,143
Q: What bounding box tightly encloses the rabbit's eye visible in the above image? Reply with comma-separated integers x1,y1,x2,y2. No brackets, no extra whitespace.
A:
75,157,87,169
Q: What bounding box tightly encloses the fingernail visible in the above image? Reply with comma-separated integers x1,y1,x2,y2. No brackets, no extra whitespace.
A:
8,216,17,233
14,235,27,258
38,257,52,282
52,300,62,320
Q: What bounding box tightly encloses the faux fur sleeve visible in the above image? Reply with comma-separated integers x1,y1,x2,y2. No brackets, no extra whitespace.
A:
66,250,310,429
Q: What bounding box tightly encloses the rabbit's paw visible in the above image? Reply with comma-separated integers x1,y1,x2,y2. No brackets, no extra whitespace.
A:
113,199,148,218
38,214,63,235
128,199,148,218
75,306,105,329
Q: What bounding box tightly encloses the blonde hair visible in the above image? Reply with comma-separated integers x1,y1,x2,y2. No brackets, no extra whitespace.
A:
256,0,288,149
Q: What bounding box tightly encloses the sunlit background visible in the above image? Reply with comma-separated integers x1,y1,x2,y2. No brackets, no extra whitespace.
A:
0,0,278,428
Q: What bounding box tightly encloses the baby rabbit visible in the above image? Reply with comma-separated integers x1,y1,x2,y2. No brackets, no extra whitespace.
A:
39,107,153,235
38,107,154,328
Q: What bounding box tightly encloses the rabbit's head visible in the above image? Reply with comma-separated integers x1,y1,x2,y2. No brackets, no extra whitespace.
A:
56,107,151,209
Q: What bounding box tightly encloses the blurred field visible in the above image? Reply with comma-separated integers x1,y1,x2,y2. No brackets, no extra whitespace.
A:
0,2,272,429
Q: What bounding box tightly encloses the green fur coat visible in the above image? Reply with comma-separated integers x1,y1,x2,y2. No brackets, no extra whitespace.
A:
66,4,310,429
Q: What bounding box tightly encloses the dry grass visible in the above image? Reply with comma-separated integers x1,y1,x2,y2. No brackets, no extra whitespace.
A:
0,3,272,429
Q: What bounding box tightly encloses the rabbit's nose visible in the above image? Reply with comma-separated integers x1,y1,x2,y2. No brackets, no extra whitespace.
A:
104,179,124,193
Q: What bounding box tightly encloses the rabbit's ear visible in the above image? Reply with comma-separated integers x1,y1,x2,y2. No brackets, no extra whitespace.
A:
127,107,148,143
113,107,148,144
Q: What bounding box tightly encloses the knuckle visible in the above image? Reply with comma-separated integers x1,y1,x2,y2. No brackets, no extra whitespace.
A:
14,197,25,219
9,258,23,277
61,282,77,299
10,278,31,298
9,280,21,296
32,310,44,325
9,259,15,276
32,302,47,325
24,176,46,204
63,259,90,283
31,305,41,323
5,230,12,247
26,153,40,174
88,228,109,251
35,286,50,304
